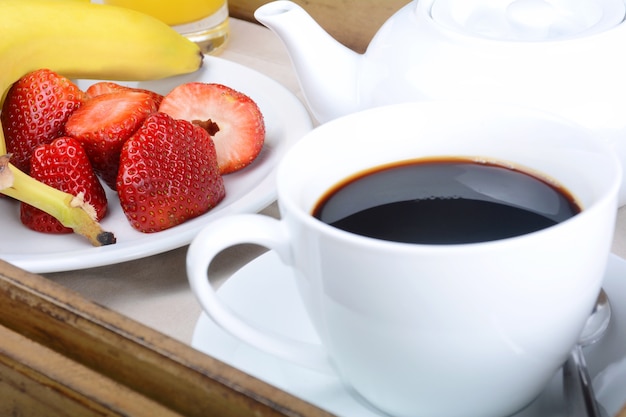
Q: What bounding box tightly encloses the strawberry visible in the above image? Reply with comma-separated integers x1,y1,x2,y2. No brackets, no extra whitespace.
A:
158,83,265,175
21,136,108,234
117,112,225,233
85,81,164,107
1,69,87,173
64,90,158,190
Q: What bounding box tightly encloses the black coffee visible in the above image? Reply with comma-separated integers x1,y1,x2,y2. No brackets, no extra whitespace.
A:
312,157,581,244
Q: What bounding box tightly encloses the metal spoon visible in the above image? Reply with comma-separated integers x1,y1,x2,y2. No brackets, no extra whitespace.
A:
563,289,612,417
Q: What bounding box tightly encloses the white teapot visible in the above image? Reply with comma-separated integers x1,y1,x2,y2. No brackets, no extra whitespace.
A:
255,0,626,203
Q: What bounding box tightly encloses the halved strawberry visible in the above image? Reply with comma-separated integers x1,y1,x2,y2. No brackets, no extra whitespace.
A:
1,69,87,173
117,112,225,233
85,81,164,107
158,83,265,175
21,136,108,234
64,90,158,190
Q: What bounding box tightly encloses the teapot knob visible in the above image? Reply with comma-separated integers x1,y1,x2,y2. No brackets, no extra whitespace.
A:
506,0,556,39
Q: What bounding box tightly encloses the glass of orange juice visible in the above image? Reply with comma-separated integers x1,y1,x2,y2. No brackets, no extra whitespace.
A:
103,0,229,54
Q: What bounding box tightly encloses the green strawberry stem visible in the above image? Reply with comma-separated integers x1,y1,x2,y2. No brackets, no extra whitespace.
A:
0,154,116,246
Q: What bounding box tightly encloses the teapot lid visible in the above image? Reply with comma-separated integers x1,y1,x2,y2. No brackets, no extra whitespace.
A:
430,0,626,41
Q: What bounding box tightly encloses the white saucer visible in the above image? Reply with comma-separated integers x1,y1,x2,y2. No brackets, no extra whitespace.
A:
191,252,626,417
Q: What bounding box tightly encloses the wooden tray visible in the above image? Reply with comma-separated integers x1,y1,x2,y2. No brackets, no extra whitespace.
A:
0,259,333,416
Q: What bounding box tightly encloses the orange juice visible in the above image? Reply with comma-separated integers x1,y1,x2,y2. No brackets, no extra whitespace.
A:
104,0,225,26
104,0,230,54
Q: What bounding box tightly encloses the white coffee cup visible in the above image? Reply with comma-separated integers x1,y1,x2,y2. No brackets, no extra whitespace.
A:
187,101,621,417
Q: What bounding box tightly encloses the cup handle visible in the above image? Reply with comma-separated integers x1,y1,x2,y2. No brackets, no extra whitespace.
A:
186,214,335,374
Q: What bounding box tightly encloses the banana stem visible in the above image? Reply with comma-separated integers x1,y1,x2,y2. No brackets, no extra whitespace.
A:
0,127,6,155
0,154,116,246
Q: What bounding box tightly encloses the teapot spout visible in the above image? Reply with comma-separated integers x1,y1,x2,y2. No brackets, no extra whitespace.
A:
255,1,361,123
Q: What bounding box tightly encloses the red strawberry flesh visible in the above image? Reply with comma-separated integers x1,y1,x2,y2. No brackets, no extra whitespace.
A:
158,83,265,175
117,112,225,233
86,81,164,107
64,90,158,189
1,69,87,173
21,136,108,234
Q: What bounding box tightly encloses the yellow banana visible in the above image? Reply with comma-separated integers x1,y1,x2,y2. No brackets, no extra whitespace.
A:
0,0,202,94
0,0,204,246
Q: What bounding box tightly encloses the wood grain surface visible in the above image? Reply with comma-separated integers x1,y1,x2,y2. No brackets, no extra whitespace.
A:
229,0,411,53
0,260,333,416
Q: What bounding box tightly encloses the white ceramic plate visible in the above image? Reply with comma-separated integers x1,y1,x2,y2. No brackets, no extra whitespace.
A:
0,56,312,273
192,251,626,417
